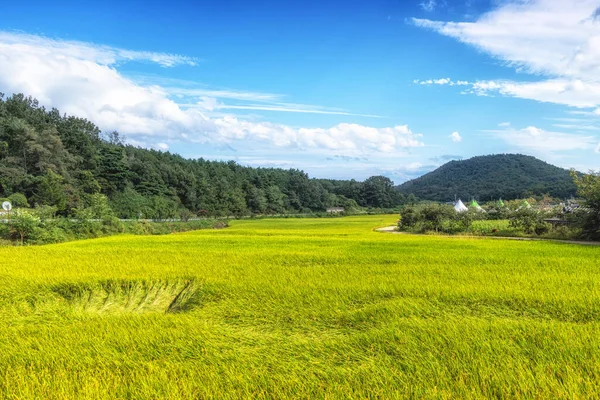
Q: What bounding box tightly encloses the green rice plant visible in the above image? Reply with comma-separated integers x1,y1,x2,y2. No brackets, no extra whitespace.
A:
0,215,599,398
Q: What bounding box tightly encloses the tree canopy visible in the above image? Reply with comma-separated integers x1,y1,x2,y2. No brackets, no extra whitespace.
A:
396,154,577,202
0,93,406,218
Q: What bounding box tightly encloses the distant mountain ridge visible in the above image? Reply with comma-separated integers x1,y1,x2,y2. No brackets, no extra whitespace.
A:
396,154,577,202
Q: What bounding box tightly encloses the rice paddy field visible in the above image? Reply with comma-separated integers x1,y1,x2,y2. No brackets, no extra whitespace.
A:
1,215,600,399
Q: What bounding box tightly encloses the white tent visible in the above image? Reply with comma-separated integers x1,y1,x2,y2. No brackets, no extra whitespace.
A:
454,199,468,213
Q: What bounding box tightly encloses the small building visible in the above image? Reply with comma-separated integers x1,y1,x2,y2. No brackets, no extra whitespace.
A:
544,217,571,229
469,199,485,212
326,207,345,213
454,199,468,213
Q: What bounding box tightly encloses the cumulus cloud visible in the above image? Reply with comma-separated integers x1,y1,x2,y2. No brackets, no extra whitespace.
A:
211,118,423,154
488,126,596,152
0,31,420,156
450,131,462,142
413,0,600,110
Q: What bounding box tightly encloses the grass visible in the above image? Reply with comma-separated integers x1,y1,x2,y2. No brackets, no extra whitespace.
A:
1,215,600,398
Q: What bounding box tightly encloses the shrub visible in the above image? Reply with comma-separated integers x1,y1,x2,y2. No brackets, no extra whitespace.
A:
33,205,58,221
399,204,461,234
7,193,29,208
509,208,550,235
571,170,600,240
8,209,41,244
178,208,196,222
398,205,420,230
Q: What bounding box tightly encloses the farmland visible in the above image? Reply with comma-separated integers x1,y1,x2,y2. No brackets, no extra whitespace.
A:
1,215,600,398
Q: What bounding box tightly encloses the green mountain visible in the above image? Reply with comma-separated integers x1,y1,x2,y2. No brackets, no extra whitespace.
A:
396,154,577,201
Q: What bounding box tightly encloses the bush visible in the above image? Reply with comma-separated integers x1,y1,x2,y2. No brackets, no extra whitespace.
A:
509,207,549,235
7,193,29,208
33,205,58,221
571,170,600,240
399,203,461,234
398,205,420,230
101,216,125,234
125,221,154,235
178,208,196,222
31,223,68,245
8,209,41,244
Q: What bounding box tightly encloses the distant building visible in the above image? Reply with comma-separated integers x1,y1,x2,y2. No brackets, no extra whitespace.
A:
326,207,345,213
544,217,571,228
469,199,485,212
454,199,468,213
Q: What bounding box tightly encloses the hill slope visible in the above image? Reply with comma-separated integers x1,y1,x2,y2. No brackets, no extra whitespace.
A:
0,93,402,217
396,154,576,201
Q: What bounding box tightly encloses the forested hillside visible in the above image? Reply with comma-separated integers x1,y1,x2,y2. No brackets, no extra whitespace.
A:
396,154,577,201
0,93,404,218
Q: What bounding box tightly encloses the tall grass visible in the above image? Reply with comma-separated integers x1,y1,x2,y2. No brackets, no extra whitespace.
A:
0,215,599,398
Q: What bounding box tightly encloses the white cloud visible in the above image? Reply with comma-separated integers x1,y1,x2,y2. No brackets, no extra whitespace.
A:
192,98,382,117
488,126,596,152
450,131,462,142
413,1,600,80
596,143,600,153
420,0,437,12
414,78,470,86
0,31,198,67
0,31,420,156
434,78,451,85
498,122,511,127
552,123,600,131
413,0,600,110
140,77,382,117
211,118,423,154
469,79,600,108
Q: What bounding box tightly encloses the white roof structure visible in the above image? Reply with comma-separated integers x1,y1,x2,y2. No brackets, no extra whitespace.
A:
454,199,468,213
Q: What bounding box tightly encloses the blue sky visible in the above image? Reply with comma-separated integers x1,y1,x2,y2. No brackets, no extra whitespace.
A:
1,0,599,182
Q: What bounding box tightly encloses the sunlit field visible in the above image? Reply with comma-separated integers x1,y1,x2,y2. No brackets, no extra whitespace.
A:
1,215,600,398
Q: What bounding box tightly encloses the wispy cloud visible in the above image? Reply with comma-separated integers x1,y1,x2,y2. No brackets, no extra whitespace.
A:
191,101,383,117
419,0,438,12
134,68,381,117
0,31,198,67
413,78,470,86
168,87,282,102
430,154,463,163
412,0,600,113
486,125,596,153
412,1,600,80
0,31,415,156
552,124,600,131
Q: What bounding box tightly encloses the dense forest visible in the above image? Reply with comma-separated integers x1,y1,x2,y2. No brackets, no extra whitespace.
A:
0,93,405,218
396,154,577,202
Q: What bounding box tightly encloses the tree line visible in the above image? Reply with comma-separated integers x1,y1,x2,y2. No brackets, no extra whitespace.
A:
0,93,408,219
